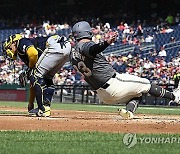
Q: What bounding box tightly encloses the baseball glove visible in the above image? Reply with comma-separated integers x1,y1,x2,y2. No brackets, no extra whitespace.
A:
19,71,28,87
26,68,32,79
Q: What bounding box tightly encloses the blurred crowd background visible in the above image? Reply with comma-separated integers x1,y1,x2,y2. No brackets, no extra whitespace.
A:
0,0,179,88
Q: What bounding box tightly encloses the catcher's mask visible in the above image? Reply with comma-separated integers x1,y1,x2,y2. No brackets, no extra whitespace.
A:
72,21,93,40
3,34,22,60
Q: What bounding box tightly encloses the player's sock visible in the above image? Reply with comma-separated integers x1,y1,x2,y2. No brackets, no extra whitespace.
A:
148,84,175,100
126,99,139,113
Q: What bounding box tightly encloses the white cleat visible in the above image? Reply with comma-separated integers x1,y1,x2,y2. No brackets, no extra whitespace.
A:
37,106,51,117
118,108,134,119
173,88,180,104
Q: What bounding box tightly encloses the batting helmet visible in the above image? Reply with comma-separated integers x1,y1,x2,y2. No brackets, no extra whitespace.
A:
72,21,93,40
3,34,23,59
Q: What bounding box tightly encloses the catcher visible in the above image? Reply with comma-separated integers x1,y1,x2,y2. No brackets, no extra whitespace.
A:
3,34,71,117
70,21,180,119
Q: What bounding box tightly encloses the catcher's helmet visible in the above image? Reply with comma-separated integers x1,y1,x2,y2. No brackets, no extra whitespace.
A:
3,34,22,59
72,21,93,40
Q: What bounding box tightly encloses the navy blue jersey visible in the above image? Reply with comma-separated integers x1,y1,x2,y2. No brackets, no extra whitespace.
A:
17,37,49,65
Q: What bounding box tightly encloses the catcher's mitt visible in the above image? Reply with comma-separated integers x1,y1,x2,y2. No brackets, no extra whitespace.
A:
19,71,28,87
26,68,32,79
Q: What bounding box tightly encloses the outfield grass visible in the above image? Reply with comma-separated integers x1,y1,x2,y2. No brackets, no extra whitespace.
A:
0,131,179,154
0,101,180,115
0,111,27,114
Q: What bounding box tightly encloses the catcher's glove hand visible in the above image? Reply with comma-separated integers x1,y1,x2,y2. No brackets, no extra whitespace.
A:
26,68,32,79
19,72,28,87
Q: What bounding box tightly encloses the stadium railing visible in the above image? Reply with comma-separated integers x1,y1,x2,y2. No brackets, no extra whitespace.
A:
54,84,176,106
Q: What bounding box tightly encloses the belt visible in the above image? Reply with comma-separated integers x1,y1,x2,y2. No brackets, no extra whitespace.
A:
101,73,116,89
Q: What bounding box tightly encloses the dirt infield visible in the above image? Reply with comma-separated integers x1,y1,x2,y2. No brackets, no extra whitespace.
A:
0,106,180,134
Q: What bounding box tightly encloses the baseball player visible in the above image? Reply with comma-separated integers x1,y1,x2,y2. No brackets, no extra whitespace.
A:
3,34,71,117
70,21,180,119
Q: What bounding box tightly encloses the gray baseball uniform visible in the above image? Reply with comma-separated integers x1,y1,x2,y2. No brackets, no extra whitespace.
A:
70,40,151,104
35,35,71,79
28,35,71,112
71,41,115,89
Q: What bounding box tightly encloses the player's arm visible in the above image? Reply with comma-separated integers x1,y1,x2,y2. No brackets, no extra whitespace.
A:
26,46,38,111
88,31,118,57
88,41,109,57
26,46,38,68
81,41,109,58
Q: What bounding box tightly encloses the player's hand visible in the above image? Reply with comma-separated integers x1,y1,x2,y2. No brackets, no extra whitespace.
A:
26,68,32,79
19,72,28,87
106,31,118,45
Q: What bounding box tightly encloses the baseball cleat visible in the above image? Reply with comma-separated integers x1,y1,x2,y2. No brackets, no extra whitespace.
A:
118,108,134,119
28,108,39,117
28,106,51,117
39,106,51,117
173,88,180,104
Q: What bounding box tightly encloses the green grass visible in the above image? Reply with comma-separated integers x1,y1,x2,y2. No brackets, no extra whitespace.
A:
0,101,27,108
0,111,26,114
0,131,179,154
0,101,180,115
0,101,180,154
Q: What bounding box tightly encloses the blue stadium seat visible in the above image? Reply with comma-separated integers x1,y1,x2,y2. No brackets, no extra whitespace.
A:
0,25,179,61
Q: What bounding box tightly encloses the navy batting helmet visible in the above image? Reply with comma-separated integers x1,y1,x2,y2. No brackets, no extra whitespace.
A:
72,21,93,40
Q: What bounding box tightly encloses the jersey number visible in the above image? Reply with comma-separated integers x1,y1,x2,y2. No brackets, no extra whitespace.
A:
73,61,92,77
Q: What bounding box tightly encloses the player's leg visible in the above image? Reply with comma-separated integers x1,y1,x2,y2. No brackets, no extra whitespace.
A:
118,97,141,119
112,73,179,104
148,83,180,104
96,73,151,104
34,44,71,81
118,83,180,119
35,36,71,79
98,72,179,119
126,97,140,113
118,82,180,119
45,54,69,78
29,75,55,117
29,37,71,116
